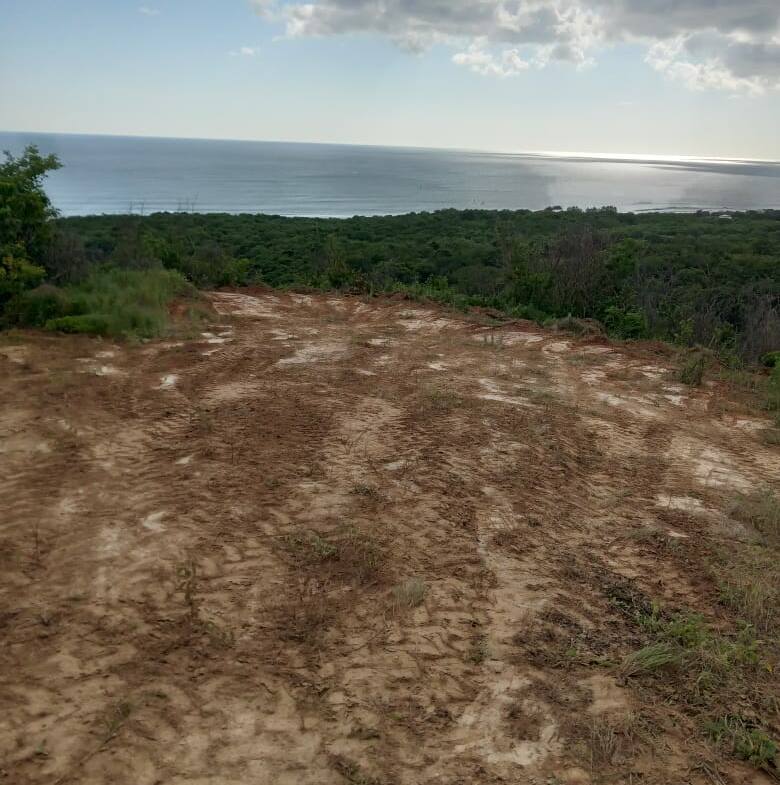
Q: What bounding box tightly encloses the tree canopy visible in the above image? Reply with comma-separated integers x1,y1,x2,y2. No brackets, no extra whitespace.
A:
0,145,61,304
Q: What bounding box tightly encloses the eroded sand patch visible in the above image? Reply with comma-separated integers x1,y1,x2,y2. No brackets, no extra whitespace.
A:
477,378,534,408
157,374,179,390
211,292,281,318
142,511,167,532
669,437,754,491
276,341,348,366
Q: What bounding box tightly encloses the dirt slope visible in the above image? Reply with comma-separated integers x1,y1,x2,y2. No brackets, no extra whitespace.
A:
1,291,778,785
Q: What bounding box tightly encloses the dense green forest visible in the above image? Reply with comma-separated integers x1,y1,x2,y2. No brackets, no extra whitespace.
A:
52,208,780,364
2,145,779,366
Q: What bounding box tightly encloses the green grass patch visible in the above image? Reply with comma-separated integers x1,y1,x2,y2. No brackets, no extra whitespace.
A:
707,716,778,773
632,609,763,678
621,600,777,773
620,641,681,676
8,267,199,339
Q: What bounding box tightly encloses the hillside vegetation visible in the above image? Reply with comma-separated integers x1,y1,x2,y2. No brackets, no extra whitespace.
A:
54,208,780,363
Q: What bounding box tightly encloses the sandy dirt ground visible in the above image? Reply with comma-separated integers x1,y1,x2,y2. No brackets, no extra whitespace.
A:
1,290,778,785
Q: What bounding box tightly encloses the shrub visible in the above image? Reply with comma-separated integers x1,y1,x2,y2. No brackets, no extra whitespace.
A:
0,248,46,309
3,283,70,326
43,228,90,284
546,315,605,336
761,351,780,368
45,314,111,335
0,146,61,310
12,266,197,339
767,365,780,418
679,351,707,386
604,306,648,340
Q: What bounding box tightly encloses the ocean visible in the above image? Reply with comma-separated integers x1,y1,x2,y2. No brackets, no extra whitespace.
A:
2,131,779,217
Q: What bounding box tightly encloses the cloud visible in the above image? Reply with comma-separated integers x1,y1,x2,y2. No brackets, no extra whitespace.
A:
597,0,779,41
453,43,530,77
251,0,780,92
139,5,160,16
646,31,780,93
230,45,261,56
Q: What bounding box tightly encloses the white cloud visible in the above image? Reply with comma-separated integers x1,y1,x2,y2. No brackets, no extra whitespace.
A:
230,45,261,57
646,33,780,94
139,5,160,16
453,43,530,77
251,0,780,92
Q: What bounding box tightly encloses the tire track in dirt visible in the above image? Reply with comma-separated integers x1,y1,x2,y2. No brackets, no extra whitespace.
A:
1,291,778,785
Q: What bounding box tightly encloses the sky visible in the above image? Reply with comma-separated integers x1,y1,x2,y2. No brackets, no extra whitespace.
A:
1,0,779,159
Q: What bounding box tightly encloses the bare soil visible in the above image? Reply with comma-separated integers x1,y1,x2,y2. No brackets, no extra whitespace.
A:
1,290,778,785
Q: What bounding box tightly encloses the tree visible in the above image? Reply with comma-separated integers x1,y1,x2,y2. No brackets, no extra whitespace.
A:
0,145,61,306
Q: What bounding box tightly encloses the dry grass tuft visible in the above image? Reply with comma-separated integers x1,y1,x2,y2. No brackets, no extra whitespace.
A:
336,525,385,584
351,483,384,503
620,642,681,677
588,717,620,767
467,635,490,664
719,560,779,634
418,384,464,414
729,488,780,545
548,315,605,337
392,577,427,611
331,755,384,785
286,524,385,584
286,530,338,562
277,577,335,645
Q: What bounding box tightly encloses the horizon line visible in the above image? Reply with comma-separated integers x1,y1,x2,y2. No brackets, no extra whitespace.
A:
2,128,779,166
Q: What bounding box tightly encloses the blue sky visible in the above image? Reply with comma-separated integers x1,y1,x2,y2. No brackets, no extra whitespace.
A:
1,0,779,158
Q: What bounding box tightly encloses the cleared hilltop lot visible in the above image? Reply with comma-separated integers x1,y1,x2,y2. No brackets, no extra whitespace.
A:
1,290,779,785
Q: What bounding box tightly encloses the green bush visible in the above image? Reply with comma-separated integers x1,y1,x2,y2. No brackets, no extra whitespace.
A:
3,283,70,326
45,314,112,335
604,306,648,340
0,248,46,307
12,267,196,339
546,315,605,336
0,146,61,308
768,365,780,417
760,351,780,368
679,351,707,386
